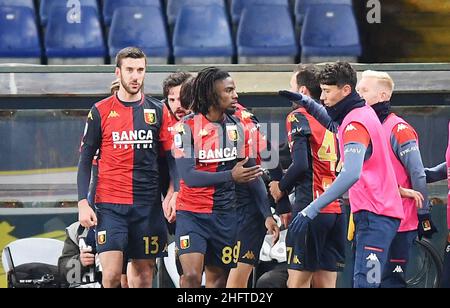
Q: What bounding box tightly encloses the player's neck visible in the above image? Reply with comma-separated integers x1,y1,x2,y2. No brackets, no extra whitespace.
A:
206,108,224,123
117,88,142,103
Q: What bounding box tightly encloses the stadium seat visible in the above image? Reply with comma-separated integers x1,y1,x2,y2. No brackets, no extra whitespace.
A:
301,4,362,63
103,0,161,26
237,5,298,64
40,0,99,27
294,0,352,26
231,0,289,24
0,6,41,64
173,5,234,64
166,0,225,26
2,238,64,288
108,6,170,64
45,6,107,64
0,0,35,10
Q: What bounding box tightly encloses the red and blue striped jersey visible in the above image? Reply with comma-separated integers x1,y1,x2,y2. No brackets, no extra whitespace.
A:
81,94,172,206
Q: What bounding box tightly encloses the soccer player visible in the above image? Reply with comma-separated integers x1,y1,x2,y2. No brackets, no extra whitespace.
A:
161,72,193,224
356,70,436,287
173,67,276,288
226,103,281,288
280,62,404,288
272,64,345,288
424,121,449,288
77,47,177,288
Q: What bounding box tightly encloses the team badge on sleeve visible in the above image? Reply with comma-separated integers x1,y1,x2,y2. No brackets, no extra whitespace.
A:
98,231,106,245
180,235,190,250
144,109,157,125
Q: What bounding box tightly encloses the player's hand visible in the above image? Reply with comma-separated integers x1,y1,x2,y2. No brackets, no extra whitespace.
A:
269,181,284,202
163,191,174,220
78,199,97,228
167,192,178,223
417,213,437,240
231,157,263,183
265,217,280,245
80,246,95,267
280,213,292,228
278,90,306,103
289,212,312,234
398,186,424,209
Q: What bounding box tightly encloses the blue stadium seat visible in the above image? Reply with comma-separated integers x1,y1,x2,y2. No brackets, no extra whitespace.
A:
45,6,106,64
167,0,225,25
40,0,99,27
231,0,289,24
237,5,298,64
301,4,362,63
173,5,233,64
108,6,170,64
103,0,161,26
294,0,352,26
0,6,41,64
0,0,34,10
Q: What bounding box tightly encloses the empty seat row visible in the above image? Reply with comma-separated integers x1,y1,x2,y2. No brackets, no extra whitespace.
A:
1,0,354,26
0,2,361,64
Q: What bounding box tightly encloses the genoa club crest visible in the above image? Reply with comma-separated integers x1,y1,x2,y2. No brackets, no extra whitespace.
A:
226,125,239,142
98,231,106,245
180,235,190,250
144,109,157,125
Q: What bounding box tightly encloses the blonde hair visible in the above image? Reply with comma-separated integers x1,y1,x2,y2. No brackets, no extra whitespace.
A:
361,70,395,93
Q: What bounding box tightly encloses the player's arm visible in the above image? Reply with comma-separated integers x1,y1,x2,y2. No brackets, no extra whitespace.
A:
266,163,292,215
278,90,338,133
425,162,447,183
245,158,273,219
301,122,370,219
273,112,311,197
77,107,101,227
160,105,180,192
77,107,101,203
391,124,430,213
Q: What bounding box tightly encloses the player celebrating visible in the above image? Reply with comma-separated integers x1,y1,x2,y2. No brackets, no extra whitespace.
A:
173,67,276,288
356,70,436,287
77,47,177,288
273,64,345,288
280,62,404,288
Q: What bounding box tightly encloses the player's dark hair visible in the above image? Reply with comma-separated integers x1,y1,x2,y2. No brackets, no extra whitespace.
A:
318,61,357,90
115,47,147,68
294,64,321,100
180,76,195,110
191,67,230,115
162,72,193,99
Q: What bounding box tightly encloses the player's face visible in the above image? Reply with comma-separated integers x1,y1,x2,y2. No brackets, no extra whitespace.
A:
356,77,384,106
116,58,146,95
320,84,351,107
168,85,188,120
216,77,238,114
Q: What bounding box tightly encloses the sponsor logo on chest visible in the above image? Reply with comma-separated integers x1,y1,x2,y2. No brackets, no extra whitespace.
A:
112,130,154,149
198,147,238,163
